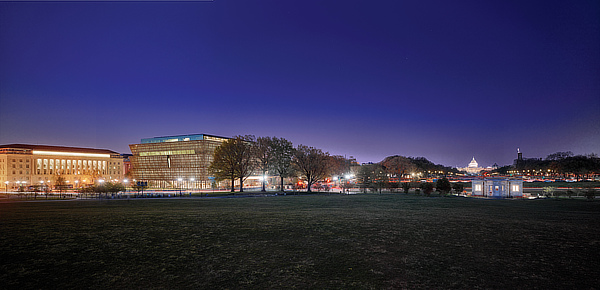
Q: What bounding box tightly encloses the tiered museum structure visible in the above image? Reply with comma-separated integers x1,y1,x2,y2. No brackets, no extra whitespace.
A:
129,134,230,189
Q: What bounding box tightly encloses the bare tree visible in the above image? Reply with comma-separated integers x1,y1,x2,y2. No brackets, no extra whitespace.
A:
209,135,257,193
233,135,257,192
255,137,273,192
293,145,329,193
381,155,415,184
357,164,388,194
209,138,238,192
328,155,350,178
55,175,66,199
269,137,295,192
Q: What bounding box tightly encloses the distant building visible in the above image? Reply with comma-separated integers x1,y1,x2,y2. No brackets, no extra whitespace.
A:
129,134,230,189
458,157,485,175
121,153,132,177
0,144,124,190
471,178,523,198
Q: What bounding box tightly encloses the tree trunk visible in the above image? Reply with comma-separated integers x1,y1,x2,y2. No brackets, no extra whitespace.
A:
307,180,312,192
280,176,284,192
261,171,266,192
239,177,244,192
231,173,235,193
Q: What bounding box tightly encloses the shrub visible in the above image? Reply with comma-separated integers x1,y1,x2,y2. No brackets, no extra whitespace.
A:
584,187,596,200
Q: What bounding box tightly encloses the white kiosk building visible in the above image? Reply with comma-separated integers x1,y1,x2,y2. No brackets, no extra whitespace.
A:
471,178,523,198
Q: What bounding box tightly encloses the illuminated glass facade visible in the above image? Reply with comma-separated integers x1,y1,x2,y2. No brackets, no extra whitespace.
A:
129,134,229,189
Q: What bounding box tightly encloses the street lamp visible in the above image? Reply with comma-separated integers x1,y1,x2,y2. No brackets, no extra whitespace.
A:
190,178,195,196
4,181,8,194
177,178,182,196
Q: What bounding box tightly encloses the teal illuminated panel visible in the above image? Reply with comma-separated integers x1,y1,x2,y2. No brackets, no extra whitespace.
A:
141,134,205,144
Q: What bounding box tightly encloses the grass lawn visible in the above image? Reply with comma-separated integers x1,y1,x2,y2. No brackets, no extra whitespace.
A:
1,194,599,289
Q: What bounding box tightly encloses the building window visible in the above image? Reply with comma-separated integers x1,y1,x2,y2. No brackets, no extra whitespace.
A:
512,185,519,192
474,184,481,191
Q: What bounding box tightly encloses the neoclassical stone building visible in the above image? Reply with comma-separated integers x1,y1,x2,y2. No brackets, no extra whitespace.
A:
0,144,124,190
458,157,485,175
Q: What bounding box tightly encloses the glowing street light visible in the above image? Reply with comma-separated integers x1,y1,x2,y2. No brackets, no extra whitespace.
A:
4,181,8,193
177,178,183,196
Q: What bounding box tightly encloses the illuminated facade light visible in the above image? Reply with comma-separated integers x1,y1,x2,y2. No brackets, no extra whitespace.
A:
0,144,124,188
33,151,111,158
130,134,231,189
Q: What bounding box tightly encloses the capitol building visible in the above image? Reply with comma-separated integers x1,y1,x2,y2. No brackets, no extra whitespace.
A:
458,157,485,175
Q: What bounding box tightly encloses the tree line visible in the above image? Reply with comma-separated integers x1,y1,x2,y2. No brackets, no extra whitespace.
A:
494,151,600,180
208,135,457,193
208,136,354,193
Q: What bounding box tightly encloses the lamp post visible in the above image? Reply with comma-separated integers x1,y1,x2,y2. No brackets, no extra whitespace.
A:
123,179,128,196
98,179,104,199
16,181,21,198
4,181,8,196
177,178,182,196
190,178,195,197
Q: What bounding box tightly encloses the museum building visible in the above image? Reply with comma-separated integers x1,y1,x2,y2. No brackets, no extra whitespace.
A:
0,144,124,190
129,134,230,189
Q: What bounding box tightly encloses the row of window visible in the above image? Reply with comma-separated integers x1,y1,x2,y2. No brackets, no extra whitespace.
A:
473,184,520,192
1,164,30,169
33,159,121,176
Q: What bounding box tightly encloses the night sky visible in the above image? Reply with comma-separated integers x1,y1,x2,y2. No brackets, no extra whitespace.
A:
1,0,599,168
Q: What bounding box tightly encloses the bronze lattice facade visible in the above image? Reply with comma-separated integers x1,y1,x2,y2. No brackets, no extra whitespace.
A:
129,134,229,189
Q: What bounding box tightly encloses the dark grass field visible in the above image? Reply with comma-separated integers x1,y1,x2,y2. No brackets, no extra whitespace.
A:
1,194,599,289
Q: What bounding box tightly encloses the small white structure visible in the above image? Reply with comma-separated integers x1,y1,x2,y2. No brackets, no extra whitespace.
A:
471,178,523,198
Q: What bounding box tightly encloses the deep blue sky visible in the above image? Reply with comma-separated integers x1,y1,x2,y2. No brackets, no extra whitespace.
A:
1,0,599,167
